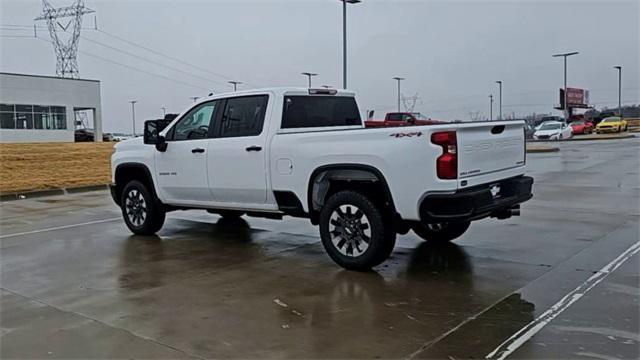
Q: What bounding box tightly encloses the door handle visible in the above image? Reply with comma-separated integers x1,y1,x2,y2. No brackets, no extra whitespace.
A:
191,148,205,153
246,146,262,152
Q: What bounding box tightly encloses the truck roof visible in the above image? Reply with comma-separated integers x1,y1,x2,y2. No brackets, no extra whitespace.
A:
194,87,356,105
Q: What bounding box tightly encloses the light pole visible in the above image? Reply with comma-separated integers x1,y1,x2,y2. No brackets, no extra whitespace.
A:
129,100,137,136
495,81,502,120
552,51,579,120
392,77,404,112
489,94,494,121
614,66,622,118
302,72,318,88
339,0,361,89
228,81,242,92
161,106,166,117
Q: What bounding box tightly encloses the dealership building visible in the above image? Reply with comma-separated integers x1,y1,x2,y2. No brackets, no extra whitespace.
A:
0,72,103,142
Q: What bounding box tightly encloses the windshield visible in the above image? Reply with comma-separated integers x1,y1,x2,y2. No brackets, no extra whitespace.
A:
541,116,559,122
540,123,561,130
572,121,584,125
602,117,620,123
411,113,429,120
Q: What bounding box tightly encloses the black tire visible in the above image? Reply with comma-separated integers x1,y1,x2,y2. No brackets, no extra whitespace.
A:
121,180,166,235
217,210,245,218
319,191,396,271
411,221,471,243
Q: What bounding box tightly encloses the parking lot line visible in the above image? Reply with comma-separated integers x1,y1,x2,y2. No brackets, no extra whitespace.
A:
0,217,121,239
485,240,640,360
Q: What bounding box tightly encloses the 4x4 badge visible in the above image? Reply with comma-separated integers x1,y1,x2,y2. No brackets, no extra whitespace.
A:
389,132,423,138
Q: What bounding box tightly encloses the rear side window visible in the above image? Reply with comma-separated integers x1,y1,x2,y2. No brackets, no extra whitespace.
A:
386,113,402,121
281,96,361,129
219,95,268,138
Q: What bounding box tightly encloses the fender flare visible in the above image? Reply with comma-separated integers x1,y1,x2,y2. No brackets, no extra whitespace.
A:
306,163,397,222
113,163,160,206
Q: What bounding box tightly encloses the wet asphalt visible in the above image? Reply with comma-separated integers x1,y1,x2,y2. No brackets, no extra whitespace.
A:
1,137,638,359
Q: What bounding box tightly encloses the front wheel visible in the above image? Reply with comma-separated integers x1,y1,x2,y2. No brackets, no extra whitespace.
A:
319,191,396,271
121,180,166,235
411,221,471,243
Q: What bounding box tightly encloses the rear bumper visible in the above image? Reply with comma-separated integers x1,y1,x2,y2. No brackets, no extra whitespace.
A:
419,176,533,223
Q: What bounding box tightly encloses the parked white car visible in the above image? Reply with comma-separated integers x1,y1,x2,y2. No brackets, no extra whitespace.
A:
533,121,573,140
111,88,533,270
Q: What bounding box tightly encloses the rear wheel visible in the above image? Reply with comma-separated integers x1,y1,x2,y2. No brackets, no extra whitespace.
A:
319,191,396,271
121,180,165,235
411,221,470,243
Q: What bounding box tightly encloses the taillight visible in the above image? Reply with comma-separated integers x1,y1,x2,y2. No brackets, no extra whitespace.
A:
431,131,457,179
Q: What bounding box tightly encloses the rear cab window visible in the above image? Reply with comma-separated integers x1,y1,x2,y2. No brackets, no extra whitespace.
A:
281,96,361,129
219,95,269,138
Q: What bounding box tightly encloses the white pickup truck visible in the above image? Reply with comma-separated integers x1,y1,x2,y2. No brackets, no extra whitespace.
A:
111,88,533,270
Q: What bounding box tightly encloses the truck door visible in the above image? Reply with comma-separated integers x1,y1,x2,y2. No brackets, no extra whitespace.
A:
207,95,270,206
155,101,218,205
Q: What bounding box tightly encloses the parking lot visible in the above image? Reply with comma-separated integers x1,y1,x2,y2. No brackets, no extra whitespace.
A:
1,138,638,359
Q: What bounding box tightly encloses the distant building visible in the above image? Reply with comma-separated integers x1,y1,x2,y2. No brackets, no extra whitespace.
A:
0,72,102,142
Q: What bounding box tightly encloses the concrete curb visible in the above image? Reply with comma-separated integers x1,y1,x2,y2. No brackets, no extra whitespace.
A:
528,134,635,143
565,134,635,141
0,184,110,202
526,147,560,153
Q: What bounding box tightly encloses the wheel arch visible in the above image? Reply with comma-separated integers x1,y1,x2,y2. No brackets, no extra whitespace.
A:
114,163,160,206
306,164,397,225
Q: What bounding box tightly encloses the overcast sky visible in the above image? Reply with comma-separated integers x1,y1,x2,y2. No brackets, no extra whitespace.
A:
1,0,638,132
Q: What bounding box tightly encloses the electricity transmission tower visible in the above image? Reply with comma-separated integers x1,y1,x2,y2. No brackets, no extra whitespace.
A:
35,0,94,78
401,93,419,113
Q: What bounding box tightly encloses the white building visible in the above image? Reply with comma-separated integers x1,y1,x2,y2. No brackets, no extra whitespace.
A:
0,72,102,142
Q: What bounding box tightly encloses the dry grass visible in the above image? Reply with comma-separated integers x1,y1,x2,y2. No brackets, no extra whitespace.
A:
0,142,114,194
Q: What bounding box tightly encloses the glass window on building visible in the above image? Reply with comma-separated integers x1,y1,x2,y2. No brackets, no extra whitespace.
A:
51,106,66,129
1,112,15,129
0,104,66,130
0,104,15,129
15,105,34,129
33,106,49,129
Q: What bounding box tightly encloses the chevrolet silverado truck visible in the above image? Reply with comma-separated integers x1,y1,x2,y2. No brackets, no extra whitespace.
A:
111,88,533,270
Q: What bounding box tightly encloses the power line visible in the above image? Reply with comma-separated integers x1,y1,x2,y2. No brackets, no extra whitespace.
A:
0,22,260,88
94,28,260,88
78,34,229,90
22,21,231,90
34,36,210,91
0,35,35,38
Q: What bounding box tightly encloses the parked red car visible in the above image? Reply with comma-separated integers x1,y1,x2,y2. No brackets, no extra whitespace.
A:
570,121,594,135
365,112,443,128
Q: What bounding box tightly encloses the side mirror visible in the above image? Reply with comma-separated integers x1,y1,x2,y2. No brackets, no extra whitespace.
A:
144,119,171,151
368,110,375,119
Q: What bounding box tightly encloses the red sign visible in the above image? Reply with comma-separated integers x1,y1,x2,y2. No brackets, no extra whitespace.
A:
559,87,590,108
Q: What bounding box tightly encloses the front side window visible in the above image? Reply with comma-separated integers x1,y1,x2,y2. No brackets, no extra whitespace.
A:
282,96,361,129
219,95,268,138
170,102,216,140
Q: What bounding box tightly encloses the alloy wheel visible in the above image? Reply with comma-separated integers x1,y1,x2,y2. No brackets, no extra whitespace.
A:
329,204,371,257
125,189,147,226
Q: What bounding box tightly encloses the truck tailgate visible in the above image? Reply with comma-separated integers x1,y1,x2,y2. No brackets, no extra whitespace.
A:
456,121,525,188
